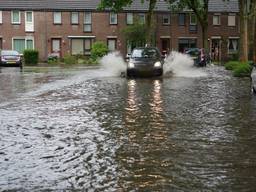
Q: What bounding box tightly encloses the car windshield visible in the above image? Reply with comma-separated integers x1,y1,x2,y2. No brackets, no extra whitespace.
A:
185,48,200,57
1,50,19,56
131,48,159,58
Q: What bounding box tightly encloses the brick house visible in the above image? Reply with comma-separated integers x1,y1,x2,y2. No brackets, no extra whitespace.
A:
0,0,239,61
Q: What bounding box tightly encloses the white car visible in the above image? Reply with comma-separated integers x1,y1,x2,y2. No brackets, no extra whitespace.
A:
251,65,256,93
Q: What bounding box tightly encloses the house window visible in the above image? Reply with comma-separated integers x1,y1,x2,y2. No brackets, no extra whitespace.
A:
138,13,145,24
127,13,133,25
12,10,20,24
84,12,92,32
13,38,34,54
213,15,221,25
228,38,238,53
110,12,117,25
108,39,117,51
163,14,170,25
178,38,197,52
228,14,236,26
189,14,197,32
71,12,79,24
53,12,62,24
178,13,185,26
25,11,34,32
0,11,2,24
71,38,93,55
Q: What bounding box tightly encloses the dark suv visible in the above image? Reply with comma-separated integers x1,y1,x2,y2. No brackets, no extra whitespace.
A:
126,47,164,77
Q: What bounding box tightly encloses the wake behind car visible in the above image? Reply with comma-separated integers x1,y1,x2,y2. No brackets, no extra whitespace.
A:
0,50,23,71
126,47,164,77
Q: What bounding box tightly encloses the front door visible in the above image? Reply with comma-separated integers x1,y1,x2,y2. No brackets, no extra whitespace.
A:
211,39,220,61
161,38,170,55
51,38,61,57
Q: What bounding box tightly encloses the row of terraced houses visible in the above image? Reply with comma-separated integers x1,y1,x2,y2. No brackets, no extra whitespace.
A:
0,0,239,61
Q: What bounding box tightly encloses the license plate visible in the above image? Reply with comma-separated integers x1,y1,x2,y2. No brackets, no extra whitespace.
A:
7,61,16,64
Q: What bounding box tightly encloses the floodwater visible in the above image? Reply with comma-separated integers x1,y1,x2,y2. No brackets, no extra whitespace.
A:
0,65,256,191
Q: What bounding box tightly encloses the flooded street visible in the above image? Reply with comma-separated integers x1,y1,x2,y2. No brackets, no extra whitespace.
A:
0,66,256,191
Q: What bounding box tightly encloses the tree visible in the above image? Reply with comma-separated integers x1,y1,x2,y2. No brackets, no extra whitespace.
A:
226,0,256,62
168,0,209,50
98,0,157,45
122,17,147,47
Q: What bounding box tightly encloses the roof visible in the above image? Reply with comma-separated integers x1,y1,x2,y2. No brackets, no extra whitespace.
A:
0,0,239,13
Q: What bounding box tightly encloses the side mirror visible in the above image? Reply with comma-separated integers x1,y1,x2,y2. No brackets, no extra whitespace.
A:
126,54,131,62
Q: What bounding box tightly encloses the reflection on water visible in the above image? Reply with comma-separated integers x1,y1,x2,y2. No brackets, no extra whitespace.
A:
0,66,256,191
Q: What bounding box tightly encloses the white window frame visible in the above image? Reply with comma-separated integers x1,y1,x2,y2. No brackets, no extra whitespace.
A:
213,14,221,26
25,11,34,32
228,14,236,26
71,12,79,25
126,13,133,25
0,11,2,24
228,38,239,54
12,36,34,53
163,14,170,25
138,13,145,24
190,14,197,25
53,12,62,24
110,12,118,25
84,12,92,32
107,38,117,51
11,10,21,24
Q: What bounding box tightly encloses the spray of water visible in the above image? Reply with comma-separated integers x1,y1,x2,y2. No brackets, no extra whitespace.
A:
164,51,207,77
100,52,126,76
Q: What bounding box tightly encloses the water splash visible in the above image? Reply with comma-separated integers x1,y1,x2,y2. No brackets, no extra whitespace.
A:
100,52,126,77
164,51,207,77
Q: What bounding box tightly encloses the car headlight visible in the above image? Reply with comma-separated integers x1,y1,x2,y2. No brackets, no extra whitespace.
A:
154,61,161,67
128,62,135,68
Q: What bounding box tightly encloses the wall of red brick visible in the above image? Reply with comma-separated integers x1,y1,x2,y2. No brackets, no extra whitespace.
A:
0,10,240,61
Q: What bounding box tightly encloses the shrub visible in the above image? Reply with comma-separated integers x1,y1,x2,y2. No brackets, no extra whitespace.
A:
63,55,77,65
47,54,59,64
91,42,108,60
233,62,252,77
23,49,39,65
224,61,239,70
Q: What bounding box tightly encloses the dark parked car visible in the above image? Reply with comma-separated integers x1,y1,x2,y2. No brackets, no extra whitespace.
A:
185,48,210,67
251,64,256,93
126,47,164,77
0,50,23,71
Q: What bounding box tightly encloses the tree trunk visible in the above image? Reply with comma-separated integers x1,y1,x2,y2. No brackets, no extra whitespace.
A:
201,23,208,51
252,0,256,63
145,0,157,46
239,0,248,62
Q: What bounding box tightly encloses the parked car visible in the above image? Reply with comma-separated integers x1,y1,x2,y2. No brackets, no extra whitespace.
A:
251,64,256,93
185,48,210,67
0,50,23,71
126,47,164,77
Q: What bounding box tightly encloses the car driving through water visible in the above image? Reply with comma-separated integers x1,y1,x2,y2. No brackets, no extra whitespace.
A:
185,48,210,67
126,47,164,77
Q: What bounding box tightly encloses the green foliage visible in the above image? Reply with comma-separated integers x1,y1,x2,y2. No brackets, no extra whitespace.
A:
224,61,240,70
63,55,77,65
122,18,147,47
233,63,252,77
225,61,253,77
91,42,108,60
23,49,39,65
